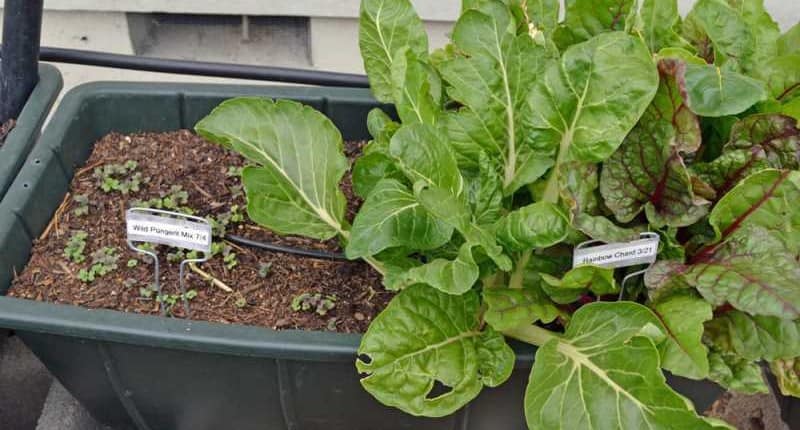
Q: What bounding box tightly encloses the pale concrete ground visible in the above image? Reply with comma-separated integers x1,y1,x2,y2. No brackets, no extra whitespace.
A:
0,336,52,430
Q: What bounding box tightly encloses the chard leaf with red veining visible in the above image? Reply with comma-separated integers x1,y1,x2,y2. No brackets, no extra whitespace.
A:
693,114,800,196
601,59,709,227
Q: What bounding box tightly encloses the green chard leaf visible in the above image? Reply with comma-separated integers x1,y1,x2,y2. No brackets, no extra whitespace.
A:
483,283,560,330
770,357,800,397
560,0,636,44
346,179,453,259
683,0,754,72
529,31,659,199
647,169,800,318
495,202,570,251
438,1,551,194
395,242,479,295
464,153,504,225
693,114,800,197
196,98,348,240
522,0,559,38
391,47,442,124
540,265,617,304
515,302,716,430
390,123,464,195
680,62,767,117
572,213,645,243
630,0,692,53
706,310,800,361
650,290,713,380
778,23,800,56
601,58,710,228
359,0,429,103
357,285,514,417
708,350,769,394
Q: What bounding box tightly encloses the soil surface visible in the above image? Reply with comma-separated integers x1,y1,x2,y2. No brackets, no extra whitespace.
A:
0,119,16,145
10,131,391,333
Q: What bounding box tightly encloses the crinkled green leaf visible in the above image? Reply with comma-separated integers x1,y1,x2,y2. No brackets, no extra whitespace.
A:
439,2,549,193
416,185,513,271
495,202,570,251
391,47,441,124
706,310,800,361
778,23,800,56
359,0,428,103
573,213,644,243
681,63,767,117
706,169,800,256
523,0,559,38
761,55,800,103
770,358,800,397
540,265,617,304
484,284,559,330
707,350,769,394
520,302,715,430
352,151,405,199
346,179,453,258
529,31,658,201
655,225,800,318
683,0,754,72
631,0,692,53
559,161,599,215
366,107,400,145
395,242,479,295
726,0,780,74
651,290,712,380
357,285,514,417
476,327,516,387
693,114,800,196
601,59,709,228
561,0,635,43
464,153,504,225
390,123,464,195
196,98,347,240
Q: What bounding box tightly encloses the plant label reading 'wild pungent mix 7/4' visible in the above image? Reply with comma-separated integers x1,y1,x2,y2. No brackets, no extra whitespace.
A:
572,234,660,269
125,209,212,254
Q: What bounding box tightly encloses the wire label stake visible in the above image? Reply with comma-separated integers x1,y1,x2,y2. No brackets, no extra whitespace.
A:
126,208,212,315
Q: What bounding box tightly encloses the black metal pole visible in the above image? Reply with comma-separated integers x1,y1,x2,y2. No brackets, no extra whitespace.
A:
35,46,370,88
0,0,44,123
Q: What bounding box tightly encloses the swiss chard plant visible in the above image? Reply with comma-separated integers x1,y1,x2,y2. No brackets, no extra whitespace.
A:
197,0,800,428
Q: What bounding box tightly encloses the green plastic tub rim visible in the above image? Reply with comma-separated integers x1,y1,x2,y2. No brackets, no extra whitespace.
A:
0,63,63,199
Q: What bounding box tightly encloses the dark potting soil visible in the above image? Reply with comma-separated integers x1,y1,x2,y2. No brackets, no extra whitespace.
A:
0,118,16,145
9,131,391,333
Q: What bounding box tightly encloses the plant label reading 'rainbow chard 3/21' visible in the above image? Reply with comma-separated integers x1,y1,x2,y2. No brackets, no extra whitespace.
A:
125,208,212,254
573,233,660,269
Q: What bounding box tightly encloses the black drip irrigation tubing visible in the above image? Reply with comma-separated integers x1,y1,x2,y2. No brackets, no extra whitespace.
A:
34,46,371,87
225,235,349,261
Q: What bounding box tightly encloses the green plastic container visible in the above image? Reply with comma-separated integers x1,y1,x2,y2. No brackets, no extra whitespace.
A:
0,82,723,430
0,64,62,200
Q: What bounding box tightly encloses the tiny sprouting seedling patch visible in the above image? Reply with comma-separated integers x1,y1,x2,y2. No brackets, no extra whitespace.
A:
258,262,272,278
63,231,88,263
93,161,143,194
72,194,89,217
291,293,337,316
156,289,198,315
77,246,120,283
126,259,138,268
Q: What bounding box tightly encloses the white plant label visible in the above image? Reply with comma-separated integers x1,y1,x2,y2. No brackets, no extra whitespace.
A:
572,234,659,269
126,209,212,254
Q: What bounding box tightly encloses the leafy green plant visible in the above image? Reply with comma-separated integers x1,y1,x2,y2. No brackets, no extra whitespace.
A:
156,289,198,315
198,0,800,427
63,230,88,263
93,161,143,194
77,247,120,283
291,292,337,316
72,194,89,217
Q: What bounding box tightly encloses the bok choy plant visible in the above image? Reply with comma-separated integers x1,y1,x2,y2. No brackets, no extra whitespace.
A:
197,0,800,428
